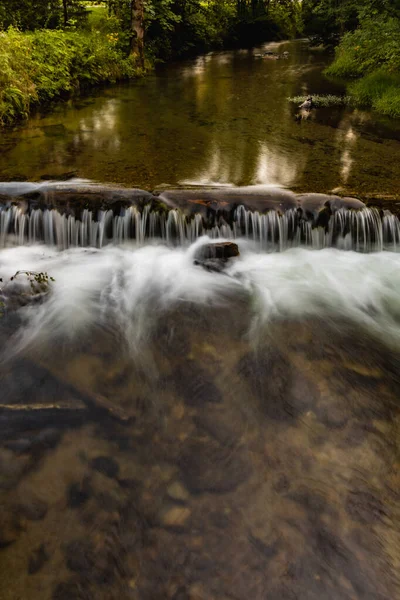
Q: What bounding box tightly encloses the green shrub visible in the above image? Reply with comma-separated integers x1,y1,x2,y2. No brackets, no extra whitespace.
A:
348,70,400,106
0,27,145,125
373,87,400,118
326,16,400,79
325,16,400,117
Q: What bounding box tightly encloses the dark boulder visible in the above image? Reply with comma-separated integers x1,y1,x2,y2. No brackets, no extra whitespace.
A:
195,242,239,261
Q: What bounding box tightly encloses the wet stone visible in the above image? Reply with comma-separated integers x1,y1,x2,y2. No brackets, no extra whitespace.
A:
238,350,297,421
52,581,85,600
194,406,244,446
178,438,251,494
90,455,120,479
194,242,239,261
172,587,190,600
67,476,92,509
0,512,20,548
175,362,222,406
65,539,96,573
273,474,290,493
17,493,48,521
167,481,190,503
159,506,191,531
28,543,49,575
96,489,125,512
0,449,30,490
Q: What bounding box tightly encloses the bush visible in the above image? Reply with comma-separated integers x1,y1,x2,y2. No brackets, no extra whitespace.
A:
0,27,144,125
326,16,400,79
325,16,400,117
348,70,400,106
373,87,400,118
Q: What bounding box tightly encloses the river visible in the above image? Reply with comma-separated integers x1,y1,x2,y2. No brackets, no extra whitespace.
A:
0,39,400,197
1,40,400,600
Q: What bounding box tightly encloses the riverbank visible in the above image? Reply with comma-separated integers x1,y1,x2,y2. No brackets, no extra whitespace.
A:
0,28,148,127
326,17,400,118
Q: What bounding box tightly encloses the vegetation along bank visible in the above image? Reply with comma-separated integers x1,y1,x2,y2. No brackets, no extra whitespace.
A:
0,0,302,126
1,0,400,126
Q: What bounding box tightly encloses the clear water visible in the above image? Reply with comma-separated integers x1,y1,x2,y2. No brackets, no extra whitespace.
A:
0,40,400,199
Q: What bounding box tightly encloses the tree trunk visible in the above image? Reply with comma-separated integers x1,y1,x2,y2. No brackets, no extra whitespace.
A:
62,0,68,25
130,0,145,67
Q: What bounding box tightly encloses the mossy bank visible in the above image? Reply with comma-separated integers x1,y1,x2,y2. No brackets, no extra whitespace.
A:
326,17,400,118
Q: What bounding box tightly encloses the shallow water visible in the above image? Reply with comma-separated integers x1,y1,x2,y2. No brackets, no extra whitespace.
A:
1,243,400,599
1,40,400,198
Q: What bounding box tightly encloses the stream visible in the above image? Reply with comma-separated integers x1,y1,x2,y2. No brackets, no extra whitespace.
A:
1,40,400,600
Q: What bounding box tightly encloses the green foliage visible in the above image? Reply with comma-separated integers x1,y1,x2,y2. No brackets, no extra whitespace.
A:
0,28,143,125
0,0,88,30
325,16,400,118
326,17,400,78
288,94,352,107
348,71,400,104
373,87,400,118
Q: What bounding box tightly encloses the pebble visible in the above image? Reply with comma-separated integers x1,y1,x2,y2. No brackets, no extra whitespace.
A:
167,481,190,503
179,438,251,494
159,506,191,530
90,455,120,479
17,493,48,521
0,448,30,490
0,512,19,548
67,476,92,509
28,544,49,575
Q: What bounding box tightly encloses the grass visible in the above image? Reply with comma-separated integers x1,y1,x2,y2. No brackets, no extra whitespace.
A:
324,16,400,118
288,94,352,107
0,28,147,126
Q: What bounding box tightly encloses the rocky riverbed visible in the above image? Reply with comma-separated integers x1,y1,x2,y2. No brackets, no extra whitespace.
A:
1,263,400,599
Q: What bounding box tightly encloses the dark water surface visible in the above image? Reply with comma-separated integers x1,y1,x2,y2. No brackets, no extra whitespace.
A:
1,40,400,197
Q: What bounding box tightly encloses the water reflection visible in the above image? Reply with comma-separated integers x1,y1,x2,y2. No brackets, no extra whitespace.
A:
0,41,399,197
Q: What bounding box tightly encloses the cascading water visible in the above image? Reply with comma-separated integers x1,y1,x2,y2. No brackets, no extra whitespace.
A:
1,203,400,252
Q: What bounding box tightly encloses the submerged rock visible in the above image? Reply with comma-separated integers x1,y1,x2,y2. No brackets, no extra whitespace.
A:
178,438,251,494
0,512,20,548
159,505,191,531
67,476,92,509
17,493,48,521
167,481,190,503
90,455,120,479
28,544,49,575
174,362,222,406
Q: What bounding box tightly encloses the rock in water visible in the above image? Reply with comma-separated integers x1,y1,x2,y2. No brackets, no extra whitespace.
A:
159,506,191,530
28,544,49,575
195,242,239,261
167,481,190,503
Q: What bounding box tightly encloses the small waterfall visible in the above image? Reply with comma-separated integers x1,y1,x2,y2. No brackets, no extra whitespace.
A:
0,202,399,252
